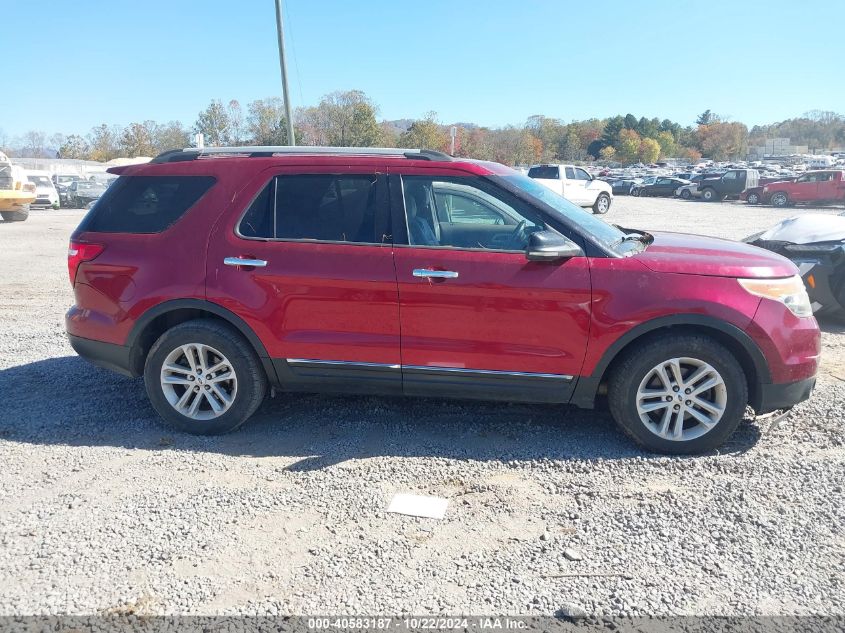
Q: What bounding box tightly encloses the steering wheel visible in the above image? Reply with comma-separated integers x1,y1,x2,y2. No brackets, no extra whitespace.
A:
504,220,528,250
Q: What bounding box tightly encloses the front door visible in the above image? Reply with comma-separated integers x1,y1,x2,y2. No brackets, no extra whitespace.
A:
207,168,402,394
389,172,592,403
790,174,819,202
564,166,589,204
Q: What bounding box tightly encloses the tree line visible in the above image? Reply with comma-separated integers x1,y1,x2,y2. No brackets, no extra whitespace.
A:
2,90,844,166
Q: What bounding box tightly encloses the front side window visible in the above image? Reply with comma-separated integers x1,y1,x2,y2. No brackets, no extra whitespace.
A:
565,167,577,179
402,176,546,251
240,174,380,244
723,171,738,180
574,168,591,181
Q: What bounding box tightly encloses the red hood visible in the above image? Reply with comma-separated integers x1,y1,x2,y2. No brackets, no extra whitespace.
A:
633,231,798,278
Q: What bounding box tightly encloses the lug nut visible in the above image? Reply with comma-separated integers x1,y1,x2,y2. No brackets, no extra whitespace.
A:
193,386,200,392
188,376,195,381
673,386,680,392
665,396,673,402
204,385,210,390
673,405,680,411
206,375,212,380
685,400,692,406
685,388,691,394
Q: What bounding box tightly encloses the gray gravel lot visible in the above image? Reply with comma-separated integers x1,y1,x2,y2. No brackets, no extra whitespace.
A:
0,198,843,617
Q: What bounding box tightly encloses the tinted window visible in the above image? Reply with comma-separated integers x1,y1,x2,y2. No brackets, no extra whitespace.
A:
574,168,591,181
527,165,559,180
79,176,215,233
565,167,576,179
239,174,379,243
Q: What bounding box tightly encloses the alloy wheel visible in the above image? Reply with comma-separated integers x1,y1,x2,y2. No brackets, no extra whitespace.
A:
635,357,727,441
159,343,238,420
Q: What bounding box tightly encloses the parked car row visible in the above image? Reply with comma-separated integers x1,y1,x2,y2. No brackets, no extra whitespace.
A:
742,170,845,208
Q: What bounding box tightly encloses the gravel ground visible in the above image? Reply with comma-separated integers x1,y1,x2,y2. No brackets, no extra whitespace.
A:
0,199,843,617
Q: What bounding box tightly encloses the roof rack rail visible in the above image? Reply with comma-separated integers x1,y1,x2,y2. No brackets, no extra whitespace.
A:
149,146,454,164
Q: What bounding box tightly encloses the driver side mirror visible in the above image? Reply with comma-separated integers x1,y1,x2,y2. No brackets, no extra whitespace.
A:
525,230,584,262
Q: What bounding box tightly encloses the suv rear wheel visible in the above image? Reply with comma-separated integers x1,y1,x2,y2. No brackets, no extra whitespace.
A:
608,335,747,454
144,319,268,434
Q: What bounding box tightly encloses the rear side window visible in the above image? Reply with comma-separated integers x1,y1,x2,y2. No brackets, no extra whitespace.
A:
239,174,379,244
79,176,215,233
527,166,559,179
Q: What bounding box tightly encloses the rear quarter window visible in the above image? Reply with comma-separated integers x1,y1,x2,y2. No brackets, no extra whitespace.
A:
77,175,216,233
527,166,559,180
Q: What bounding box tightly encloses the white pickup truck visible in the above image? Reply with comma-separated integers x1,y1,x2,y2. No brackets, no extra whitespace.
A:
527,164,613,214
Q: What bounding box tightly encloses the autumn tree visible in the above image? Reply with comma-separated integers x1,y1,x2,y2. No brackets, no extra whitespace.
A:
58,134,90,159
87,124,121,161
655,131,677,158
299,90,382,147
194,100,233,146
120,121,159,157
698,121,748,160
617,128,642,163
638,137,661,164
399,112,449,152
246,98,292,145
154,121,192,152
598,146,616,161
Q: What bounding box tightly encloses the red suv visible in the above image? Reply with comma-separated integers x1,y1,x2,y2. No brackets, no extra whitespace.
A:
66,147,820,454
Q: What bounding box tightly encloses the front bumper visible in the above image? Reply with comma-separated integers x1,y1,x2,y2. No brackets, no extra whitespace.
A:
756,376,816,414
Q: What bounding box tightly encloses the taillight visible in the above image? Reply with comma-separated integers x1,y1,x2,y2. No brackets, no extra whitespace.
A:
68,240,104,286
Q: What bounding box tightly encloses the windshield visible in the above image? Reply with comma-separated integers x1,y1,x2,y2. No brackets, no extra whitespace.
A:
78,182,104,190
28,176,52,187
498,174,626,251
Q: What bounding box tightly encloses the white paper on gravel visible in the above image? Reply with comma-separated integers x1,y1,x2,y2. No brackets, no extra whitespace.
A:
387,493,449,519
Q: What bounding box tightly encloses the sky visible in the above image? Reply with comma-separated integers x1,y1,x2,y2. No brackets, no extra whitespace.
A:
1,0,843,139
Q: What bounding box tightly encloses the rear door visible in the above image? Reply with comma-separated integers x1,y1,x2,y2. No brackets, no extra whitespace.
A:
389,170,592,403
814,172,837,200
206,166,402,394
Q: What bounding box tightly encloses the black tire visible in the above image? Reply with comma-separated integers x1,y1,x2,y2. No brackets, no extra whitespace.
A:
1,205,30,222
680,189,692,200
607,335,748,455
632,188,640,197
771,192,789,208
701,188,721,202
746,192,760,205
144,319,268,435
593,192,611,214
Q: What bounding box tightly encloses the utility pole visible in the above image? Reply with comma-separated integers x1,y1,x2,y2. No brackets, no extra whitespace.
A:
274,0,296,146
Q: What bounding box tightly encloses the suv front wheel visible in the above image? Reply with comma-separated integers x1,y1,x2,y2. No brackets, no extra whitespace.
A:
608,335,747,454
144,319,268,434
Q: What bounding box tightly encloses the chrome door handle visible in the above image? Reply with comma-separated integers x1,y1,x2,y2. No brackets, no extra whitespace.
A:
413,269,458,279
224,257,267,268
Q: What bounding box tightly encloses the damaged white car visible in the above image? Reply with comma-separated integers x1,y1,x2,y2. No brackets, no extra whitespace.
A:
744,212,845,321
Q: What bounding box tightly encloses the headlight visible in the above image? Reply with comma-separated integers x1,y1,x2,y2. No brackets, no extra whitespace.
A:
738,276,813,317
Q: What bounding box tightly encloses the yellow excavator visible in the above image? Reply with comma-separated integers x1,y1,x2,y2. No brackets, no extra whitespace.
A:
0,151,36,222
